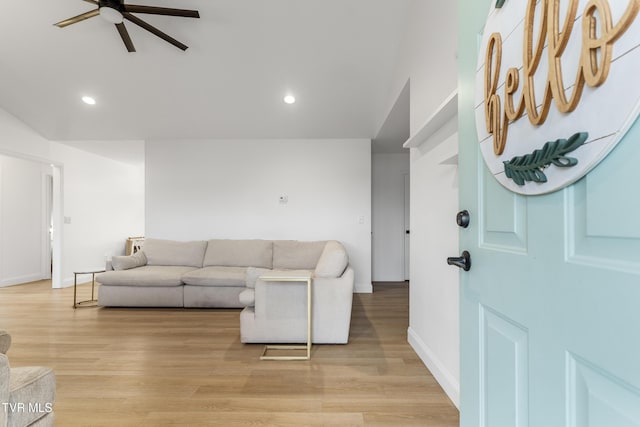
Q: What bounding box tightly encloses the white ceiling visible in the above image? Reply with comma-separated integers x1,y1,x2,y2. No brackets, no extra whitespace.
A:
0,0,411,149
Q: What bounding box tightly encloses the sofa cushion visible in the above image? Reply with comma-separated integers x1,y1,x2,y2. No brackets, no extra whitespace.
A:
273,240,327,270
181,266,247,287
203,239,273,268
143,238,207,268
314,240,349,278
96,266,196,287
8,366,55,427
111,251,147,271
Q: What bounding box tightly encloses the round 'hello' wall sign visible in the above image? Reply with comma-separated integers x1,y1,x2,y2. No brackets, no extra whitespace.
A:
475,0,640,195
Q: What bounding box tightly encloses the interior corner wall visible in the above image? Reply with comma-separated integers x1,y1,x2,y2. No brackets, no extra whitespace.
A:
0,108,145,287
379,0,460,407
144,138,372,292
372,152,410,281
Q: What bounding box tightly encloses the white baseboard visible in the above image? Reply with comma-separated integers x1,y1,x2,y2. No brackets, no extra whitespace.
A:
354,282,372,293
0,273,47,287
407,326,460,408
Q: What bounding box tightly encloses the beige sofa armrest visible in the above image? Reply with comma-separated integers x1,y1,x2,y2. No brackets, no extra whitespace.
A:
314,240,349,278
245,266,355,344
0,330,11,355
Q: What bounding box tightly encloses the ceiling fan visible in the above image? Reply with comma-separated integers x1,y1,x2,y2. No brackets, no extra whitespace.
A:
54,0,200,52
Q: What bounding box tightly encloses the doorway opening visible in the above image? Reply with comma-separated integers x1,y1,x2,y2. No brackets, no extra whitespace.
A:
0,152,62,289
372,80,411,283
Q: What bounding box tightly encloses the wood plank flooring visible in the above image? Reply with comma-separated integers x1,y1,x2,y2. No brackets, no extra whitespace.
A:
0,281,458,426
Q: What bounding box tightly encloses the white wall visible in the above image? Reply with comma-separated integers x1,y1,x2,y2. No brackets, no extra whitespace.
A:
372,152,410,281
0,155,51,286
145,138,372,292
0,108,145,287
377,0,460,407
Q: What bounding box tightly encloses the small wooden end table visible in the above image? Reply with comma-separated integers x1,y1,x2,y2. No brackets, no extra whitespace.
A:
259,273,313,361
73,269,105,309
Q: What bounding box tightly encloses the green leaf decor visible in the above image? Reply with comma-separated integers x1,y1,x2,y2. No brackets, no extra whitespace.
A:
502,132,588,186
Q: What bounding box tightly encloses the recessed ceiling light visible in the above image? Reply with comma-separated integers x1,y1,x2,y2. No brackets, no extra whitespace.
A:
82,96,96,105
284,95,296,104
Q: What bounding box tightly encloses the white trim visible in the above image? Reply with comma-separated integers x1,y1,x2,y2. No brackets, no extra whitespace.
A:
407,326,460,408
41,172,53,280
51,165,63,289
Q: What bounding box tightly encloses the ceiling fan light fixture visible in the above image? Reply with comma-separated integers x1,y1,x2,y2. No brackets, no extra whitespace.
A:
100,6,123,24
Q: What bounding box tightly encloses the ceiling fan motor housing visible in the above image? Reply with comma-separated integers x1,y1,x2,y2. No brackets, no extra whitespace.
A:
100,0,123,11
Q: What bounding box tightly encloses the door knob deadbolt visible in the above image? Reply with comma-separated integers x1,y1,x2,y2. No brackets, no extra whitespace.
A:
456,210,470,228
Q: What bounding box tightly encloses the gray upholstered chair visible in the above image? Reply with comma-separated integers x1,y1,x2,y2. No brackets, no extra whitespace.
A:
0,331,55,427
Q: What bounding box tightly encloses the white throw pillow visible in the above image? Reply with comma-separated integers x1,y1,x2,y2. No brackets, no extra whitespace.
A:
111,251,147,271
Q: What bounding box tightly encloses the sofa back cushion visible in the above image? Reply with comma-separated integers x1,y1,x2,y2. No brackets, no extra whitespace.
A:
143,238,207,268
204,239,273,268
273,240,327,270
314,240,349,278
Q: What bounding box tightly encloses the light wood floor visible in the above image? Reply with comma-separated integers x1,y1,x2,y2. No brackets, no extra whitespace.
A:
0,281,458,426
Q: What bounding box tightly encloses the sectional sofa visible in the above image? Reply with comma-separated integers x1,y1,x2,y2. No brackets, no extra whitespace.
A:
97,238,350,307
96,238,354,343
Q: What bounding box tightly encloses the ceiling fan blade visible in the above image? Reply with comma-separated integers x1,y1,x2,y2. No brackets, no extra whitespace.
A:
115,23,136,52
123,5,200,18
123,12,188,51
82,0,99,5
54,9,100,28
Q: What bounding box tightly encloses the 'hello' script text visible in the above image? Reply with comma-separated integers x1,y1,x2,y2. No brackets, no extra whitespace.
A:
484,0,639,155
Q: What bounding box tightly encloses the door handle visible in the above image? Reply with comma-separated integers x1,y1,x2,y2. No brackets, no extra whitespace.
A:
447,251,471,271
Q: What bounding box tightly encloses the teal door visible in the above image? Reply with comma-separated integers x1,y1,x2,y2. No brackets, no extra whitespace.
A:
458,1,640,426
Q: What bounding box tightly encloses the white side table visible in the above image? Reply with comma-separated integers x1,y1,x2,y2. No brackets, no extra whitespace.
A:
259,273,313,360
73,270,105,309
